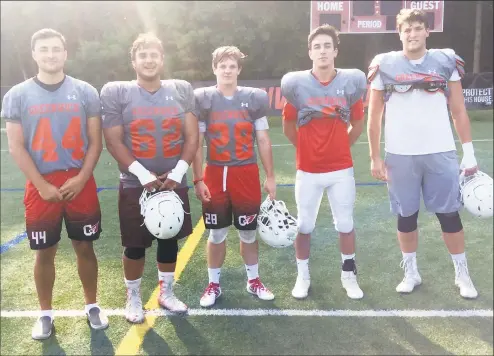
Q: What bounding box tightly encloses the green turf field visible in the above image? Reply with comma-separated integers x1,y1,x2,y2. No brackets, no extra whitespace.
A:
1,111,493,355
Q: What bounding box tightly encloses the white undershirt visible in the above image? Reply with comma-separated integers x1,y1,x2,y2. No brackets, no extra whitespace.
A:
370,53,460,155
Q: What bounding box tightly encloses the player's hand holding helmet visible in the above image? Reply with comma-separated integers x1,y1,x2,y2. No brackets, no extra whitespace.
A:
459,170,493,218
257,196,298,248
139,189,185,239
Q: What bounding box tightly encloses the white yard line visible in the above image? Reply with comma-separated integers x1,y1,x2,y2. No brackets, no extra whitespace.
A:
1,308,492,318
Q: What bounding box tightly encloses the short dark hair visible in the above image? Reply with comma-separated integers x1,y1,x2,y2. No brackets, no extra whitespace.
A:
31,28,66,50
130,33,164,60
396,9,429,32
308,24,340,50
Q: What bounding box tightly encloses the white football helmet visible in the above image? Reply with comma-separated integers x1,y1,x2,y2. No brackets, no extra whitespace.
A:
139,190,185,239
459,170,493,218
257,196,298,248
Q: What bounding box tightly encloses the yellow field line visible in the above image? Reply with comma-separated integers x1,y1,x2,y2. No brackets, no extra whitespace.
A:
115,217,206,355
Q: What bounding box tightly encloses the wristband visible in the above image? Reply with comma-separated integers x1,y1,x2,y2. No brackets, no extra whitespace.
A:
462,142,475,156
167,160,189,183
193,178,203,185
128,161,156,186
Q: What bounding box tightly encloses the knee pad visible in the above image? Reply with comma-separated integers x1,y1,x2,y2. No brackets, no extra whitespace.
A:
298,217,316,235
238,229,257,244
124,247,145,260
436,212,463,233
208,227,229,244
156,238,178,264
397,211,419,233
334,217,354,234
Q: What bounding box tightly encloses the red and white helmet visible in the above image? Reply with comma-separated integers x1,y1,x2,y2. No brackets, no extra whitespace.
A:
139,190,185,239
459,170,493,218
257,196,298,248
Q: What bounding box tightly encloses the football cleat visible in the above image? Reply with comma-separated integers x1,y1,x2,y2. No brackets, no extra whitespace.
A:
31,316,54,340
200,282,222,308
396,257,422,293
125,288,144,324
158,280,188,313
247,277,274,300
454,259,478,299
292,276,310,299
257,196,298,248
139,189,185,239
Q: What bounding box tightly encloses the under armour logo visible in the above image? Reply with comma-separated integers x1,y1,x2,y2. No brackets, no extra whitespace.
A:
67,95,76,100
428,69,437,75
336,89,345,95
241,102,248,107
165,96,174,100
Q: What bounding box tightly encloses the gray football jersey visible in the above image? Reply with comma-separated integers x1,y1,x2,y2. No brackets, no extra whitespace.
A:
193,86,268,166
0,76,100,175
281,69,367,127
368,48,464,101
101,80,195,188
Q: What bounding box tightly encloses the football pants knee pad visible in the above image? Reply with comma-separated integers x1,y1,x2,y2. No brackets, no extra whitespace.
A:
124,247,146,260
238,229,257,244
297,219,316,235
397,211,419,233
156,238,178,264
208,227,229,244
334,217,354,234
436,212,463,233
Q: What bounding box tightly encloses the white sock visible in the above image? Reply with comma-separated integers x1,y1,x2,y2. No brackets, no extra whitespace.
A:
341,253,355,262
158,271,174,295
40,309,54,321
208,268,221,284
84,303,99,315
451,252,466,263
402,252,416,259
245,263,259,281
125,277,142,290
296,258,310,280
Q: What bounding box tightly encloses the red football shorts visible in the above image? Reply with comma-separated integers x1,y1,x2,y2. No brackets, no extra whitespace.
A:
24,169,102,250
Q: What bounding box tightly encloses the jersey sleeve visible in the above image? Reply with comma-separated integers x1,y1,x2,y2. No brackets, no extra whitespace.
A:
367,54,384,85
349,70,367,106
254,116,269,131
280,73,297,106
175,80,195,114
1,86,21,124
251,89,269,120
282,101,298,122
193,88,210,123
100,82,124,129
82,83,101,118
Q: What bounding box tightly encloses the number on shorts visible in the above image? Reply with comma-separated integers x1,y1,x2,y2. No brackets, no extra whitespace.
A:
205,213,218,225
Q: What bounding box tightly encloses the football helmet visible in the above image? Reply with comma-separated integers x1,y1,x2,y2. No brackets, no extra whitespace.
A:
257,196,298,248
139,190,185,239
459,170,493,218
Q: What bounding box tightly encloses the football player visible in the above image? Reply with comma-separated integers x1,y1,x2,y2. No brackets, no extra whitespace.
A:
192,46,276,307
367,9,478,298
100,33,198,323
281,25,366,300
1,29,108,340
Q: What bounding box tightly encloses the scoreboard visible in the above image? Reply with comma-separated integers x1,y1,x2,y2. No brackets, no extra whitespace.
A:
310,1,444,33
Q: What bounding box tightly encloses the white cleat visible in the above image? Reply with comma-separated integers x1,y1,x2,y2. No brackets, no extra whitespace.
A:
158,280,188,313
291,276,310,299
454,260,478,299
200,282,222,308
396,257,422,293
341,270,364,299
247,277,274,301
125,288,144,324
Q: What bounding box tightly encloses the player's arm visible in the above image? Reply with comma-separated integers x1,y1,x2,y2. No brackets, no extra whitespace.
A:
282,101,297,147
448,78,478,175
256,127,276,200
192,130,205,183
100,84,161,191
366,68,387,181
347,98,365,146
6,122,63,201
